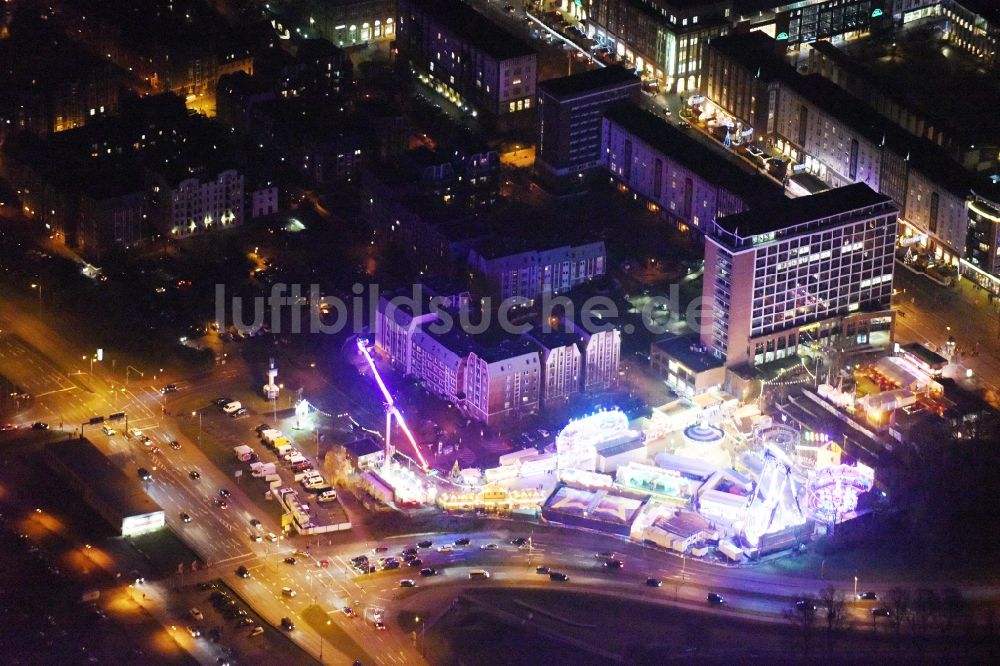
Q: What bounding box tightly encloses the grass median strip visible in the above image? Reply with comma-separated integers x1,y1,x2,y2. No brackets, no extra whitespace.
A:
302,604,376,665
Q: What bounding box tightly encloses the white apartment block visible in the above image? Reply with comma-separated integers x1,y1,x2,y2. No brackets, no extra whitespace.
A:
464,341,541,424
409,327,467,402
375,294,439,372
704,184,898,367
469,240,607,305
165,169,244,237
572,323,622,392
602,105,776,232
527,332,582,407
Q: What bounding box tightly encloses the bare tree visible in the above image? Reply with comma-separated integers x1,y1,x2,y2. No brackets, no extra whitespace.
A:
783,595,819,658
910,588,940,641
886,587,912,657
817,585,849,655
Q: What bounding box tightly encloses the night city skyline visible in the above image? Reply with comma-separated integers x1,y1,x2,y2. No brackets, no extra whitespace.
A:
1,0,999,664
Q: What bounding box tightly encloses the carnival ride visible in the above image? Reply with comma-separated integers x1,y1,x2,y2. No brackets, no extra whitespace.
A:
742,444,807,547
807,462,875,524
356,338,430,471
556,410,630,471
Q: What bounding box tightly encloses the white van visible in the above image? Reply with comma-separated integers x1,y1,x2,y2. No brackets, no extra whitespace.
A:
318,490,337,503
468,569,490,579
222,401,242,415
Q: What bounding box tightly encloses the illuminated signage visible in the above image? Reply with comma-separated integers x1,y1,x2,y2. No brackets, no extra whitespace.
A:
871,8,883,18
122,511,165,537
776,32,789,41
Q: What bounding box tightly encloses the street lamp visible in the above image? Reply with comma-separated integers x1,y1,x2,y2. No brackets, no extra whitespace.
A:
414,616,425,657
854,575,858,598
191,411,201,444
30,283,42,307
319,619,331,663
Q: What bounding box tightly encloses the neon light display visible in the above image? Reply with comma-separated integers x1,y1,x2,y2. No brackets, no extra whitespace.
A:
742,446,807,546
556,410,630,471
808,463,874,523
356,339,430,471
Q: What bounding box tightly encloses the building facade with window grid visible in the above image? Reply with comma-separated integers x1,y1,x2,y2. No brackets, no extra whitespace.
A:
703,183,898,367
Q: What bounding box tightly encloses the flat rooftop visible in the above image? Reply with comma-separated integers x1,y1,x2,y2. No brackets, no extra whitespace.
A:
709,32,977,195
343,437,383,458
405,0,535,60
652,335,724,374
604,104,781,206
714,183,893,238
538,65,639,99
46,439,162,518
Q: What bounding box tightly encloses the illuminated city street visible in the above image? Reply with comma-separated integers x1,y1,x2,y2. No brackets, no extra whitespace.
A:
2,0,1000,664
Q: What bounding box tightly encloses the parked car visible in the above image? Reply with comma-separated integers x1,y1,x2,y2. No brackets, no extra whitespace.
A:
249,626,264,637
190,608,204,621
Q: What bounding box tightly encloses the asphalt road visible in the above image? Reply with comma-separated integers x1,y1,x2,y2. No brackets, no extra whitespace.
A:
892,265,1000,393
4,289,1000,665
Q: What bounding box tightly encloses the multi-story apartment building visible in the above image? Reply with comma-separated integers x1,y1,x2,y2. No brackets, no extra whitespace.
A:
566,318,622,392
803,40,999,173
536,66,640,186
159,169,244,238
410,325,470,403
602,104,780,232
0,11,121,136
585,0,732,91
703,183,898,367
376,291,441,373
469,239,607,306
464,339,541,424
526,331,583,407
397,0,537,129
703,31,971,267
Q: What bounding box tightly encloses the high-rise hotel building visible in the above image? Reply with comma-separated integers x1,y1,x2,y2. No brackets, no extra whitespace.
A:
703,183,898,367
